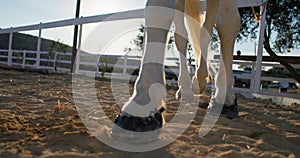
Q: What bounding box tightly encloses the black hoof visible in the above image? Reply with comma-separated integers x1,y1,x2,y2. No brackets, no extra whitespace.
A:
111,108,165,143
113,107,165,131
207,98,238,119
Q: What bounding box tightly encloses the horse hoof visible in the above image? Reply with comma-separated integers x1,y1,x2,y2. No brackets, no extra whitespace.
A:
192,76,206,94
176,88,194,101
207,98,238,119
111,107,165,143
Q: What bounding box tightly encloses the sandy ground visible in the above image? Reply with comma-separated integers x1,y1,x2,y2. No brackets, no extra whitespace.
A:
0,68,300,158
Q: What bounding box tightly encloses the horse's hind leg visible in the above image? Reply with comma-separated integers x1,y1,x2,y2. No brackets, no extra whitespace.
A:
174,0,194,101
183,0,217,94
207,0,240,119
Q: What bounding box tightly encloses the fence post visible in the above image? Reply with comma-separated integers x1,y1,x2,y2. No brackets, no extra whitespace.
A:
75,24,83,74
253,4,267,93
54,51,58,70
75,51,80,73
22,50,26,68
36,28,42,68
123,53,128,79
96,54,101,75
7,32,13,67
250,62,256,91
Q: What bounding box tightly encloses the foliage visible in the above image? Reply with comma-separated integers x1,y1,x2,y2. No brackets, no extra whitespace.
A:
0,32,72,52
125,24,176,53
266,0,299,53
263,0,300,82
239,1,298,53
133,25,145,51
264,67,291,78
238,65,252,72
49,39,68,54
211,0,300,54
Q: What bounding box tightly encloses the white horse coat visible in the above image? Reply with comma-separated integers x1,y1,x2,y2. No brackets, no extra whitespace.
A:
121,0,240,119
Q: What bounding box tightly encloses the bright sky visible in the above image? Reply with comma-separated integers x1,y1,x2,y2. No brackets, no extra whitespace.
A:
0,0,147,27
0,0,298,56
0,0,147,54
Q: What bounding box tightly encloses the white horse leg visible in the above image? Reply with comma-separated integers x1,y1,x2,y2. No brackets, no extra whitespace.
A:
184,0,202,69
174,0,194,101
114,0,176,132
208,0,240,119
190,0,219,94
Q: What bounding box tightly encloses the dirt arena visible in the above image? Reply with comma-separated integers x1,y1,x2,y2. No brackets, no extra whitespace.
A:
0,68,300,158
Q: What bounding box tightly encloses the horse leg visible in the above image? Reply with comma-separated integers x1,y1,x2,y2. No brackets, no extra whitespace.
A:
207,0,240,119
174,0,194,101
113,0,176,132
192,0,219,93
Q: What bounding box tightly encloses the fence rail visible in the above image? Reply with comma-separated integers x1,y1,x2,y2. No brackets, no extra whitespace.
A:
0,49,299,99
1,0,299,101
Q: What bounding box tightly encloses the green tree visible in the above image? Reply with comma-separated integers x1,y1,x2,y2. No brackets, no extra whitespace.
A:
262,0,300,82
235,1,299,82
211,1,300,82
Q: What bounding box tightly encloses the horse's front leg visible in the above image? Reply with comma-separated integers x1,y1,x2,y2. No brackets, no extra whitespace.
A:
174,0,194,101
207,0,240,119
113,0,176,135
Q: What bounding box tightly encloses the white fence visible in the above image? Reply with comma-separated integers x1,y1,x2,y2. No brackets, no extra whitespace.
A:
0,0,299,100
209,57,300,99
0,48,179,76
0,49,71,71
0,49,299,99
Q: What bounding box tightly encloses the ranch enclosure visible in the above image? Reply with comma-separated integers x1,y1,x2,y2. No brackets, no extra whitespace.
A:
0,0,299,100
0,0,300,156
0,45,299,100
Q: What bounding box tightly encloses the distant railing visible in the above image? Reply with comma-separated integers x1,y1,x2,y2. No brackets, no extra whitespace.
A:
209,55,300,99
0,49,71,71
0,49,299,99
